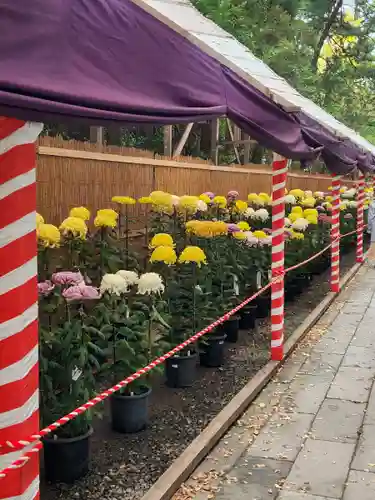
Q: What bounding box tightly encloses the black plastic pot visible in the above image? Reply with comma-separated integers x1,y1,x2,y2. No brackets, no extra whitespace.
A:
256,294,270,318
43,426,93,483
224,315,240,343
110,387,151,433
239,305,257,330
165,352,198,388
200,333,226,367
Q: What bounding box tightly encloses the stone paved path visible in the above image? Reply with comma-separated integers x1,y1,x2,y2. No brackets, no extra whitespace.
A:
183,267,375,500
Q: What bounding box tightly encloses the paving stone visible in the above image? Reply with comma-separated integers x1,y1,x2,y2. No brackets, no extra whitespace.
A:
327,367,373,403
364,384,375,426
352,424,375,471
299,351,342,375
246,412,314,461
311,399,365,443
283,372,334,414
214,457,292,500
342,345,375,369
343,470,375,500
278,492,335,500
314,334,354,355
350,327,375,348
285,438,355,498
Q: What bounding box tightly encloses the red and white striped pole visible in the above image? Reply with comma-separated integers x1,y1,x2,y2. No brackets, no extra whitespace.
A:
330,175,341,292
0,118,42,499
356,173,365,264
271,153,288,361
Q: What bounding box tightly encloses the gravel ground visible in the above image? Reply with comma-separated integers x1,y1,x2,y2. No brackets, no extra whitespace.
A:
41,250,359,500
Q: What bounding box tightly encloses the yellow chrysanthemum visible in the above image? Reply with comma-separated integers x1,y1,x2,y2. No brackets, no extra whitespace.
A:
235,200,248,213
291,206,303,214
301,197,316,208
233,231,246,240
94,214,117,228
237,221,250,231
150,233,174,248
185,220,227,238
37,223,61,248
97,209,119,220
178,246,207,267
324,202,333,210
199,194,211,204
306,215,318,225
213,196,227,209
325,195,333,203
258,193,271,205
340,202,348,211
69,206,91,221
289,189,304,200
327,186,332,191
252,230,268,239
60,217,88,240
36,213,44,227
150,191,173,207
303,208,318,217
289,213,300,223
112,196,136,205
247,193,263,205
178,195,199,212
138,196,153,204
290,230,304,240
150,246,177,265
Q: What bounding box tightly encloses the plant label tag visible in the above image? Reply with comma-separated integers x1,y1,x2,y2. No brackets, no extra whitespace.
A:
172,364,178,369
268,269,272,281
256,271,262,289
219,341,224,345
72,366,82,381
233,275,239,295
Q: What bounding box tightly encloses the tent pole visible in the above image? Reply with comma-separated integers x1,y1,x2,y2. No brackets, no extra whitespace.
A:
271,153,288,361
0,118,42,500
330,175,341,292
356,173,365,264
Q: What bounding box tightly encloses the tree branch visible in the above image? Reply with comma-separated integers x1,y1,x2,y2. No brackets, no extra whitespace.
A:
312,0,343,71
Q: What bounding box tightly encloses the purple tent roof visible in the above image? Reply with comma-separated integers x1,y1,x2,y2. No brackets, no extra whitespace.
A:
0,0,372,172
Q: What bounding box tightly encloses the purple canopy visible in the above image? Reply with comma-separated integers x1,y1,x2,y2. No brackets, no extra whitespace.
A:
0,0,372,172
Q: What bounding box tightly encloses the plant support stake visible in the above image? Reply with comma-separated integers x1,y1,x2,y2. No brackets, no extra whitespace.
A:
271,153,288,361
0,118,42,500
330,174,341,292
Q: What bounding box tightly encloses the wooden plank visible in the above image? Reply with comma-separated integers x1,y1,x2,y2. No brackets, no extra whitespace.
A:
163,125,173,157
172,123,194,157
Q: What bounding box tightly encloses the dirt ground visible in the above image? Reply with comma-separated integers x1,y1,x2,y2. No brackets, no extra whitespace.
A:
41,251,358,500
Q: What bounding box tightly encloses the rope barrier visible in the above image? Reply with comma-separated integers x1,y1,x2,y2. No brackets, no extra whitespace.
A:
0,225,366,478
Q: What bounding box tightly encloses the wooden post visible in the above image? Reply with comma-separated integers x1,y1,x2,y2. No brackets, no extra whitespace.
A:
163,125,173,157
210,118,219,165
0,118,42,500
271,153,288,361
89,126,104,145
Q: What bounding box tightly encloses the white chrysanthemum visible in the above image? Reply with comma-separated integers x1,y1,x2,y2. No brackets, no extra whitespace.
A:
197,200,208,212
292,218,309,231
254,208,269,222
171,195,180,206
284,195,296,204
137,272,165,295
259,236,272,246
346,200,358,208
244,207,255,218
341,188,356,199
243,231,258,247
305,190,313,198
100,274,129,295
116,270,139,286
284,217,292,227
341,186,348,192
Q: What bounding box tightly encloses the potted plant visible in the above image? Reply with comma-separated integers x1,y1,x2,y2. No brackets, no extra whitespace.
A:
39,273,102,483
164,246,210,386
98,271,169,433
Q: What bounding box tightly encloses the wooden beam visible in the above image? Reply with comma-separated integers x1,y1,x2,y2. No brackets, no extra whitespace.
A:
221,139,257,146
89,126,104,145
210,118,219,165
225,118,241,164
163,125,173,157
172,123,194,158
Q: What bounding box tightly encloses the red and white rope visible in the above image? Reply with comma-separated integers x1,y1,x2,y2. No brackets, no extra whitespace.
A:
270,154,288,361
330,175,341,293
356,174,365,264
